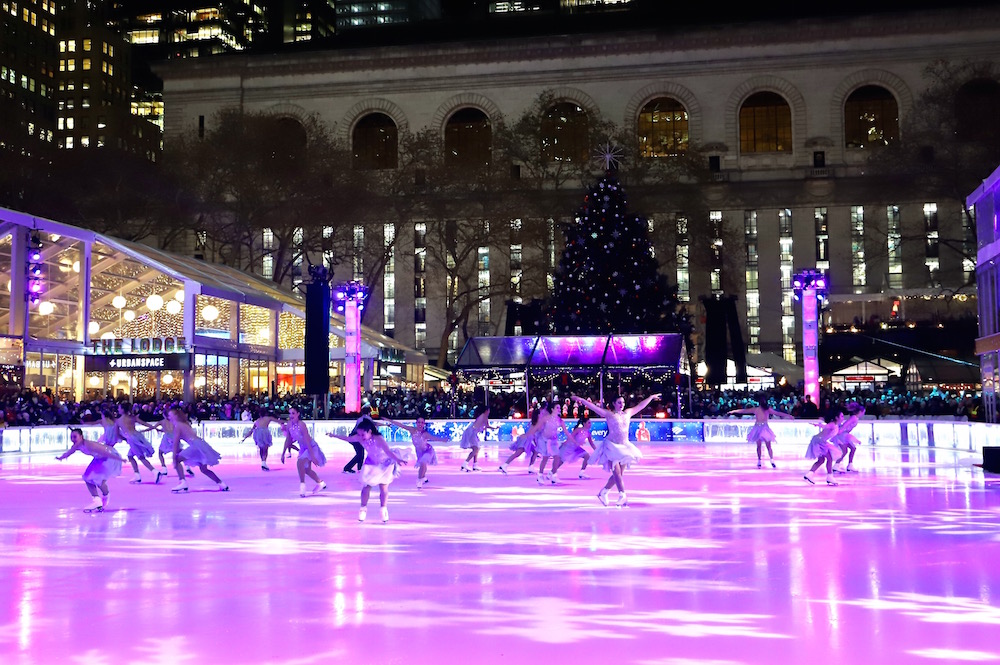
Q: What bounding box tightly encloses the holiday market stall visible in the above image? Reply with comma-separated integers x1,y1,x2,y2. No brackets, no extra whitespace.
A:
455,333,684,410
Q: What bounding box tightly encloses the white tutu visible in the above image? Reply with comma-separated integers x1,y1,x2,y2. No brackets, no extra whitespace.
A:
804,434,837,460
298,443,327,467
459,427,481,450
252,427,273,450
179,436,222,467
591,438,643,472
747,423,776,444
414,444,437,466
157,432,174,455
124,431,154,458
537,435,560,457
83,452,122,484
559,442,588,464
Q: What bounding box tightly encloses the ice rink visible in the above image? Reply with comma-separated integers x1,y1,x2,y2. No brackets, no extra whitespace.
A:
1,440,998,665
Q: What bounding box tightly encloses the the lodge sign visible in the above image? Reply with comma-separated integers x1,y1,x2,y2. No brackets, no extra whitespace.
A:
90,336,186,355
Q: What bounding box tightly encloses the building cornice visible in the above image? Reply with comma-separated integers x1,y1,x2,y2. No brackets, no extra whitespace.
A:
155,7,1000,83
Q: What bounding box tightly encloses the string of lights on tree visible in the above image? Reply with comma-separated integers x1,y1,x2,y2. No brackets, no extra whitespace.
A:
549,143,687,337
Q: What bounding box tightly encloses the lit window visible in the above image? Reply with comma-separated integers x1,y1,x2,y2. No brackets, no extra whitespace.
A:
541,102,589,163
844,86,898,148
638,97,688,157
739,91,792,153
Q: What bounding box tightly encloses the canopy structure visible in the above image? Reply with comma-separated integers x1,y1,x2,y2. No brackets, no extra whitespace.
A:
456,334,684,372
0,206,426,399
455,334,684,407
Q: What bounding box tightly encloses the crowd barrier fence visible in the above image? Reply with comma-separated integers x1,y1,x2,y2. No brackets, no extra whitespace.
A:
1,418,995,457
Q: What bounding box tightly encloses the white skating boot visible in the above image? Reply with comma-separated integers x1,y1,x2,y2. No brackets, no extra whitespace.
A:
83,497,103,513
616,492,628,507
381,507,389,523
358,507,367,522
299,483,307,497
171,480,189,492
597,488,609,506
217,482,230,492
130,472,142,484
826,474,839,486
803,472,816,485
312,481,326,494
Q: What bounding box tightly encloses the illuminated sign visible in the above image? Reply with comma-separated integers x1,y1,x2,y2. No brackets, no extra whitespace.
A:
84,353,192,372
90,336,186,355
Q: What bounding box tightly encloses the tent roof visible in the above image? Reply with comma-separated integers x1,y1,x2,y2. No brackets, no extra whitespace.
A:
455,334,684,370
0,206,424,362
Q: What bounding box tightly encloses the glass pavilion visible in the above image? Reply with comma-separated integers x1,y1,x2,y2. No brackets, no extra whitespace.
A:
0,207,425,401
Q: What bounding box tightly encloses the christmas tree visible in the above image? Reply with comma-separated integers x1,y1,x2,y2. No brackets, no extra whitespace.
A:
550,164,684,335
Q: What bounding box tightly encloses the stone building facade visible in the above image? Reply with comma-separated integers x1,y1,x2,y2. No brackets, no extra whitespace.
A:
154,6,1000,366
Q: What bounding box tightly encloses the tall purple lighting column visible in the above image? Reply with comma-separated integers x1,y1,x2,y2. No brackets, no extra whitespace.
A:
335,282,367,413
793,270,828,407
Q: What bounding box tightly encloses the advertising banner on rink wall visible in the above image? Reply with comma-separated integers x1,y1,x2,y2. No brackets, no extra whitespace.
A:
2,419,995,456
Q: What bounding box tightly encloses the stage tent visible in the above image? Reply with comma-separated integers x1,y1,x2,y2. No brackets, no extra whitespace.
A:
455,334,685,407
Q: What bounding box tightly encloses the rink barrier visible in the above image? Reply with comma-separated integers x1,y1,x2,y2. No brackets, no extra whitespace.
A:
1,418,995,456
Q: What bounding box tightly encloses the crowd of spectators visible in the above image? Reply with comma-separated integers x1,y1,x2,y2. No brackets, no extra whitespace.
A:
0,383,982,428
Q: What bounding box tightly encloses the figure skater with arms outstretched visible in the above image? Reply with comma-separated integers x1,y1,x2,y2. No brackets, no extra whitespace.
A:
241,412,283,471
571,392,660,507
330,420,408,523
56,428,126,512
727,401,794,468
384,416,449,488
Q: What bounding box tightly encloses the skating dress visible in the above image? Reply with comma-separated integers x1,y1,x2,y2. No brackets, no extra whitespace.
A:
746,420,777,444
359,437,403,487
804,423,839,460
99,422,121,446
411,430,438,467
177,427,223,467
833,416,860,451
82,443,123,484
591,411,643,471
537,417,563,457
509,430,537,456
121,425,154,458
157,429,174,456
251,423,274,450
459,422,484,450
559,429,589,464
289,422,326,467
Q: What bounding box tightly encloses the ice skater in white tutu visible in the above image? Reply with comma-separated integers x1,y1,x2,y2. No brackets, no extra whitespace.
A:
56,428,126,513
331,420,408,523
384,416,449,488
833,403,864,472
571,392,660,507
241,412,283,471
727,401,794,469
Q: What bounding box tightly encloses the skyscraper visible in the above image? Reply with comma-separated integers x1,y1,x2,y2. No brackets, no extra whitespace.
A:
0,0,58,159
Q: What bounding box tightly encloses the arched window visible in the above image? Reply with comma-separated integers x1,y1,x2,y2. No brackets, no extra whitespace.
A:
844,86,898,148
262,116,307,170
445,107,491,168
540,102,589,163
352,113,397,170
638,97,688,157
955,78,1000,150
739,91,792,153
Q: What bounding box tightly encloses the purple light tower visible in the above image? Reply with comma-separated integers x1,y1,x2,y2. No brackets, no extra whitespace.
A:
793,270,828,407
335,282,367,413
